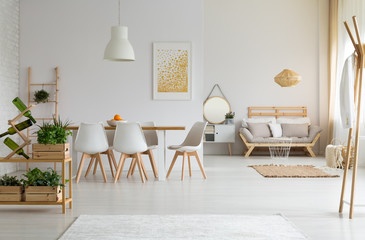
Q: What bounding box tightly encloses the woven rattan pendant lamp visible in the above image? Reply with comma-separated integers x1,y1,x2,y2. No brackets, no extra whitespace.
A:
104,0,135,61
274,69,301,87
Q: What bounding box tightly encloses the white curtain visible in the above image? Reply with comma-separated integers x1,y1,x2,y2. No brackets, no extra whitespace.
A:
333,0,365,142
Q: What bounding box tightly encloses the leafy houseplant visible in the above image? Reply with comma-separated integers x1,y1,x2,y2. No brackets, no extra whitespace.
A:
0,174,22,186
225,112,235,119
33,89,50,103
0,174,23,202
36,116,72,145
23,168,67,202
23,168,66,187
225,112,235,125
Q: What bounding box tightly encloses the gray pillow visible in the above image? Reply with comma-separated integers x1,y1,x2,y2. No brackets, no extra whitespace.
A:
247,122,271,138
281,123,309,137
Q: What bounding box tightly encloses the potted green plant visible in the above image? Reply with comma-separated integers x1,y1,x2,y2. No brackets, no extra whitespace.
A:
225,112,235,125
23,168,65,202
33,115,72,159
0,174,23,201
33,89,50,103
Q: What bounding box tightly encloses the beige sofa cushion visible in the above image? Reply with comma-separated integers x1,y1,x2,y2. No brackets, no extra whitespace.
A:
247,122,271,138
281,123,309,137
276,117,311,125
239,125,321,143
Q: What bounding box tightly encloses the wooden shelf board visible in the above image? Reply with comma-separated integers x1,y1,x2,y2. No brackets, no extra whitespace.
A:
0,198,71,205
30,83,56,86
0,157,72,163
29,101,57,103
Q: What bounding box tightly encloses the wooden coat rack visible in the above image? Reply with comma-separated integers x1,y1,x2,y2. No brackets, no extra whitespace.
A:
339,16,365,219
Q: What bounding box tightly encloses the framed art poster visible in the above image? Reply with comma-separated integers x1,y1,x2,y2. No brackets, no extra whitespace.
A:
153,42,192,100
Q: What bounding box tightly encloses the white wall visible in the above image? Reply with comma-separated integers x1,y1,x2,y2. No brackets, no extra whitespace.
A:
19,0,204,169
18,0,329,163
0,0,20,174
203,0,329,155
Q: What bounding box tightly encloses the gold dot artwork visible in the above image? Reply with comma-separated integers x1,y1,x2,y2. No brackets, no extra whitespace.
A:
157,49,188,93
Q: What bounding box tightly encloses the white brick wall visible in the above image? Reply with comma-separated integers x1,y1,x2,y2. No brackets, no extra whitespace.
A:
0,0,20,174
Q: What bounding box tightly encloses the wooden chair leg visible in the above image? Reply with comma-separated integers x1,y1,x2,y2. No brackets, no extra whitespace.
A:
166,152,179,178
127,158,136,178
97,153,107,182
93,157,98,175
76,153,87,183
136,153,145,183
131,157,137,176
106,151,115,178
140,157,149,181
114,153,126,183
118,155,128,180
148,150,159,178
117,153,127,180
85,157,95,177
181,152,187,181
188,155,192,177
111,151,118,169
194,151,207,179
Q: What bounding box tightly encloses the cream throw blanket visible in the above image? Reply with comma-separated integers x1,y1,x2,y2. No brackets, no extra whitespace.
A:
326,145,343,168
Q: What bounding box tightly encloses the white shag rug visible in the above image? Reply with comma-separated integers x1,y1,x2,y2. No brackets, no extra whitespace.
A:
59,214,306,240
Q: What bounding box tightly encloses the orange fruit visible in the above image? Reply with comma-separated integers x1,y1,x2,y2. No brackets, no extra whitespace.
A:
114,114,121,120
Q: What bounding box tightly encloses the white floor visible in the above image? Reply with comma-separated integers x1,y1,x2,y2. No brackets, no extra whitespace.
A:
1,155,365,240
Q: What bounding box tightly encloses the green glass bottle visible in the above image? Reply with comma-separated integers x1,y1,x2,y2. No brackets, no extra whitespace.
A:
3,137,30,159
12,97,36,123
0,119,33,138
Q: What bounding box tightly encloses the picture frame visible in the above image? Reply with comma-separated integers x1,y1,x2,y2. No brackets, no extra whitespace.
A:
153,42,192,100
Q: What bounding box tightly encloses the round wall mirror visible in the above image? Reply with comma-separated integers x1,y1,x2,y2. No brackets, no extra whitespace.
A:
203,96,231,124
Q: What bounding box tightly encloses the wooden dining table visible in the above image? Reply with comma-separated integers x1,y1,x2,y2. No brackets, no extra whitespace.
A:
66,125,185,181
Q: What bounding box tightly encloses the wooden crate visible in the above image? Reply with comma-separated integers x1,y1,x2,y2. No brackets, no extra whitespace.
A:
32,143,70,160
0,186,23,202
25,186,62,202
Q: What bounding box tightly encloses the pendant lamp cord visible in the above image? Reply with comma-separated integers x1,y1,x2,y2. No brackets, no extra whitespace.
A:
118,0,121,26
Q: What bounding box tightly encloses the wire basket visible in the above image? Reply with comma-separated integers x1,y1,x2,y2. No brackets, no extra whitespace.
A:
342,143,354,169
269,138,292,159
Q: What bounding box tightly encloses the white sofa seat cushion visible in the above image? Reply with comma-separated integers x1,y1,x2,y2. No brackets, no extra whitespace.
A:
239,125,321,143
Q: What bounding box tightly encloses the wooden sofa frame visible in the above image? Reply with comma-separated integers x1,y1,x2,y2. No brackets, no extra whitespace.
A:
239,107,320,158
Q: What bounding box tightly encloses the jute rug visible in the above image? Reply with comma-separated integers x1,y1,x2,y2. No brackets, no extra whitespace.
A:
249,164,340,178
59,214,307,240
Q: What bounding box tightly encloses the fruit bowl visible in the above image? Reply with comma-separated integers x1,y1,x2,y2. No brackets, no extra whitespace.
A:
107,120,127,127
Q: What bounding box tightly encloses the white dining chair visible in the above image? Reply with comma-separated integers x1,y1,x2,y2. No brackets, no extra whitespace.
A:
113,122,149,183
75,122,115,183
87,130,118,179
128,121,159,178
166,122,207,181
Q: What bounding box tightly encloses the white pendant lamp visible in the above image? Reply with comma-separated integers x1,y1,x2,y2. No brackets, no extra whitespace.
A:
104,0,135,61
